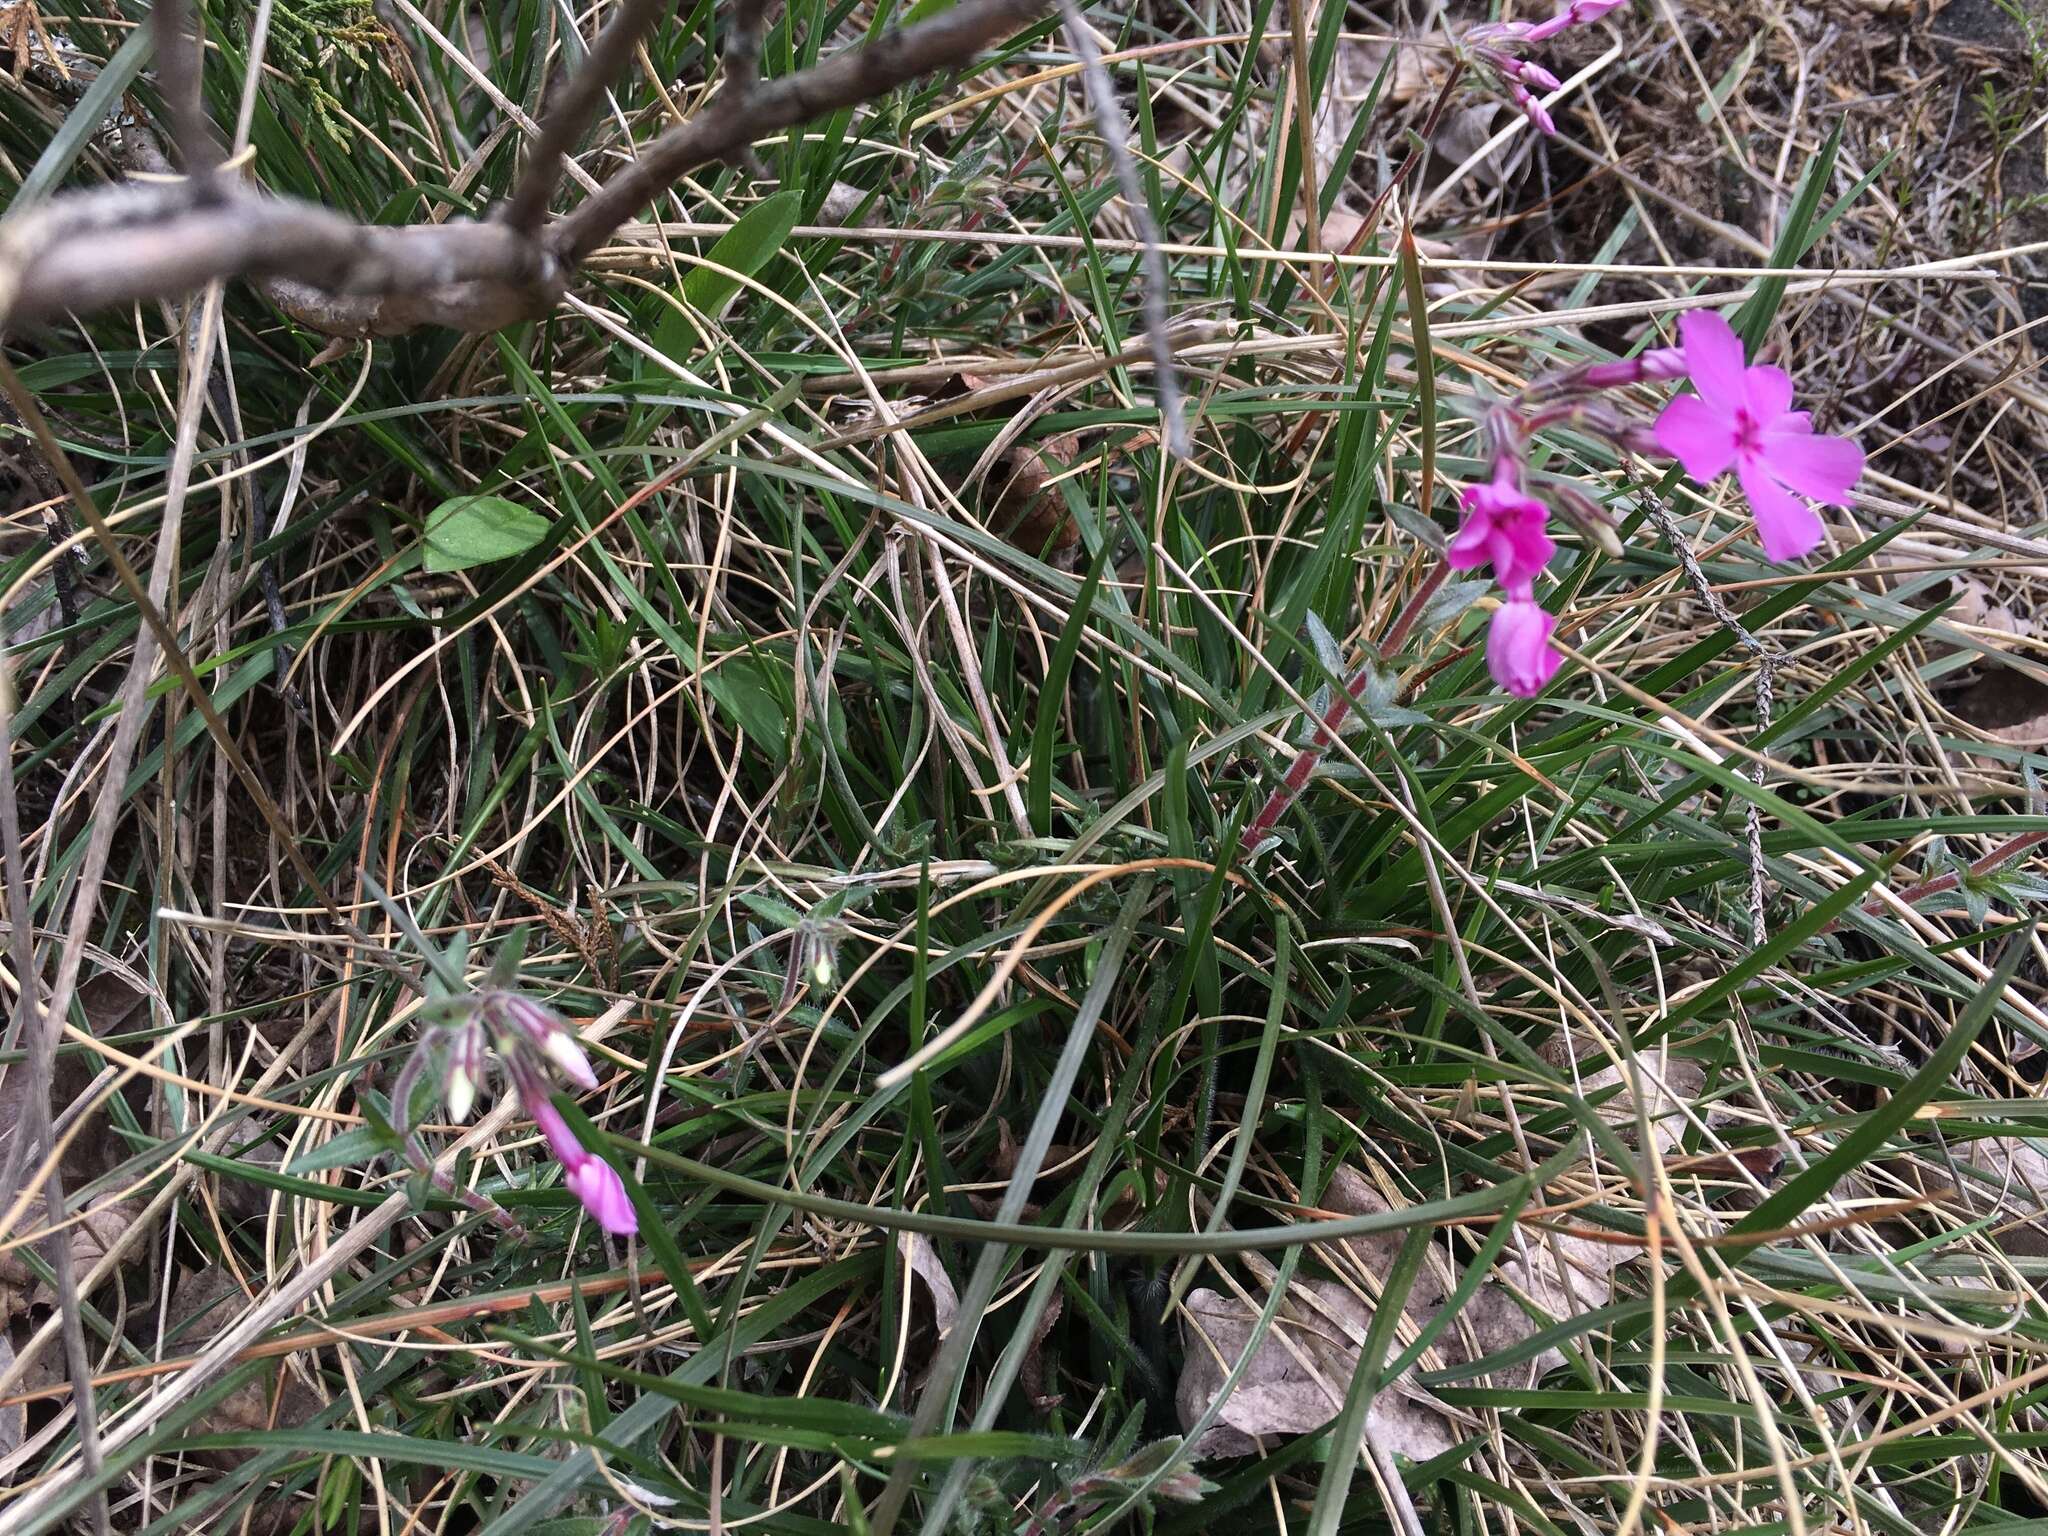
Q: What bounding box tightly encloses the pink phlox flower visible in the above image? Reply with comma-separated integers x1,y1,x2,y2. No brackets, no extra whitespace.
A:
1466,0,1631,130
1525,0,1630,41
1652,311,1863,563
528,1096,638,1236
1487,598,1561,698
1449,464,1556,591
1500,57,1562,91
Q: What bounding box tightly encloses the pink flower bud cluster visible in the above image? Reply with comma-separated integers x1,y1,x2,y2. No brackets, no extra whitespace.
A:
1448,313,1862,699
420,988,637,1236
1464,0,1633,134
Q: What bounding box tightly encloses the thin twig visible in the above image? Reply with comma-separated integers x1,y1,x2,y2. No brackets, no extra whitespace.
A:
151,0,222,188
1052,0,1189,459
501,0,676,235
556,0,1051,261
3,0,1052,337
725,0,776,99
0,670,109,1536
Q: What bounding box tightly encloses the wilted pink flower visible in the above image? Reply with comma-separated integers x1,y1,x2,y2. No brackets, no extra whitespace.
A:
1652,311,1863,563
1465,1,1632,131
529,1096,637,1236
1576,348,1687,391
1488,598,1561,697
1449,463,1556,590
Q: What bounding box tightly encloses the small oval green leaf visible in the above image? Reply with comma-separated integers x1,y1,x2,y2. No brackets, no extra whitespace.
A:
422,494,550,573
681,190,804,320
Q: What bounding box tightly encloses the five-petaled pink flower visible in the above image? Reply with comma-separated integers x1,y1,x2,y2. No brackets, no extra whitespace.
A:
1488,598,1561,697
1450,463,1556,593
531,1097,637,1235
1653,311,1863,563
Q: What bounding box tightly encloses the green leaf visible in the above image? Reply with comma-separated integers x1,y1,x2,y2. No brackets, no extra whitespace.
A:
1734,121,1841,352
422,495,551,573
283,1125,398,1176
681,190,804,321
703,653,790,758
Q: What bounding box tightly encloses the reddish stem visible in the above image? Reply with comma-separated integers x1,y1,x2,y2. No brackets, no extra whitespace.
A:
1846,830,2048,924
1378,559,1451,661
1242,555,1451,848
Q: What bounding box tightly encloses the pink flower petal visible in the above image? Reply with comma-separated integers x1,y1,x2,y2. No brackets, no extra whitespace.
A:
566,1157,638,1236
1654,395,1739,482
1742,364,1794,422
1447,511,1493,570
1501,517,1557,587
1487,600,1561,697
528,1098,585,1168
1676,311,1747,413
542,1031,600,1090
1759,426,1862,505
1737,458,1824,562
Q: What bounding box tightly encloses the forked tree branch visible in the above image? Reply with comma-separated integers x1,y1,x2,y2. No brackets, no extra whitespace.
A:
0,0,1051,338
500,0,676,235
551,0,1047,261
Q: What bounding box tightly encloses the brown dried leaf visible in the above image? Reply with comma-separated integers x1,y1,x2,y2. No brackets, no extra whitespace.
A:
898,1231,959,1344
171,1268,323,1459
0,1331,20,1458
1177,1281,1474,1464
0,973,148,1193
0,1197,142,1317
1020,1289,1065,1410
1179,1164,1620,1463
1953,667,2048,748
987,434,1080,558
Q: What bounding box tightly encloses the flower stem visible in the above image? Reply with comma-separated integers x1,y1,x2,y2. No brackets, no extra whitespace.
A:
1242,555,1450,849
1850,830,2048,924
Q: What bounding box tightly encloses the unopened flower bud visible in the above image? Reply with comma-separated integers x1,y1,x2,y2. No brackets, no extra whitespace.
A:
542,1030,600,1090
1548,481,1627,560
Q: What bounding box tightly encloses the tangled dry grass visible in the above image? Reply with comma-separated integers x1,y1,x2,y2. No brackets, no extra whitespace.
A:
2,0,2048,1531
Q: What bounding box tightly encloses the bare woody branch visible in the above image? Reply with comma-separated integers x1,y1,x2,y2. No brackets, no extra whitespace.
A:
724,0,778,101
1,184,554,334
553,0,1048,262
500,0,677,236
151,0,222,187
0,0,1051,337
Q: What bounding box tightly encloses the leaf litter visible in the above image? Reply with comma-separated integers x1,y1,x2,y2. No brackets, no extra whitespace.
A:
1179,1046,1706,1462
